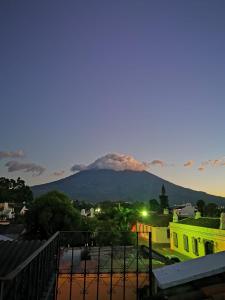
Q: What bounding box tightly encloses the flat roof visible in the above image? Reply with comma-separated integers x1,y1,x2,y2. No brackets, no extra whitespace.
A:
141,214,172,227
178,217,220,229
153,251,225,289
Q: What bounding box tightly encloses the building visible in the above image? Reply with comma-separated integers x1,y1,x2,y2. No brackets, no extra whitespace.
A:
19,205,28,215
135,214,171,244
153,250,225,299
0,234,59,300
170,211,225,258
80,207,95,217
172,203,195,217
0,203,15,220
0,224,25,240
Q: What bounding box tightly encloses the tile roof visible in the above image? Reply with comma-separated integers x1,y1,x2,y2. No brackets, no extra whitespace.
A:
0,240,45,277
178,217,220,229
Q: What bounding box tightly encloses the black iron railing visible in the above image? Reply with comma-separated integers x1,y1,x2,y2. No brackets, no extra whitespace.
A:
0,231,153,300
0,232,60,300
56,231,153,300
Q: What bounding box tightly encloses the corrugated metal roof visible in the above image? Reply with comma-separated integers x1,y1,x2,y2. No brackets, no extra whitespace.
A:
0,240,45,277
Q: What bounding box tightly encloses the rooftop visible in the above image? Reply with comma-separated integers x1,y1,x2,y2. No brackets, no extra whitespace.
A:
153,250,225,290
141,214,172,227
0,224,25,239
177,217,220,229
0,240,45,277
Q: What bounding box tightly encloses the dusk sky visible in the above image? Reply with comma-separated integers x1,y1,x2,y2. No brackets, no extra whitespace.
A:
1,0,225,196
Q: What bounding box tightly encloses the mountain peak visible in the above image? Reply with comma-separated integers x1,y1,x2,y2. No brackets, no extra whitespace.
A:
32,169,225,205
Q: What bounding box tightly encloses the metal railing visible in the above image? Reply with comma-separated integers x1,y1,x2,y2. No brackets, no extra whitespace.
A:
0,232,60,300
0,231,154,300
56,231,153,300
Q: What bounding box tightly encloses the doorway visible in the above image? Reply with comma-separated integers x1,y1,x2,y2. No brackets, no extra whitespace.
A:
204,241,214,255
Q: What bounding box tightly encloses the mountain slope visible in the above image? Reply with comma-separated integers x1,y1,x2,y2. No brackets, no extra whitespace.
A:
31,169,225,205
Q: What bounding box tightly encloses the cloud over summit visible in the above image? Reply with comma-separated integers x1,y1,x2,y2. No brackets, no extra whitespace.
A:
71,153,149,172
52,170,65,177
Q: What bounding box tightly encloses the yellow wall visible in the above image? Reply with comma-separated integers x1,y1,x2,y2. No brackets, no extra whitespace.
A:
170,222,225,258
136,222,170,243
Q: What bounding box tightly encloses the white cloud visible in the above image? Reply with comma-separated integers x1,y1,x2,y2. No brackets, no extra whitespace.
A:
149,160,165,167
52,170,65,177
0,150,25,160
184,160,194,167
198,166,205,172
71,164,87,172
71,153,149,172
198,157,225,171
5,160,45,176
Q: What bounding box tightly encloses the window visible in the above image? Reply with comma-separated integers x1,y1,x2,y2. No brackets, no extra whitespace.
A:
167,228,170,239
192,238,199,256
183,235,189,252
204,240,214,255
173,232,178,247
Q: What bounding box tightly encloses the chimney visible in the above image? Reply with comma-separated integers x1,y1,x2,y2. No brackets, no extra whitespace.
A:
195,211,201,219
81,209,86,216
163,208,169,215
173,210,178,222
220,212,225,230
90,208,95,218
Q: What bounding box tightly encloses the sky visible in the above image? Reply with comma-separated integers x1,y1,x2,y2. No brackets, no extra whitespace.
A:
1,0,225,196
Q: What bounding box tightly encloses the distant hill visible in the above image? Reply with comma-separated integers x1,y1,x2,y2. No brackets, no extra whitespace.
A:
31,169,225,205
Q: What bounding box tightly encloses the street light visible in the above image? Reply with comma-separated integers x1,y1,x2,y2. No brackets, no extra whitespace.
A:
141,210,148,217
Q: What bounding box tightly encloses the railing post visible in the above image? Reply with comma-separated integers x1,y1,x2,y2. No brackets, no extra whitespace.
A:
0,281,4,300
136,232,139,300
83,232,88,300
110,244,113,300
123,244,126,300
55,232,61,300
149,231,152,298
69,246,74,300
96,246,100,300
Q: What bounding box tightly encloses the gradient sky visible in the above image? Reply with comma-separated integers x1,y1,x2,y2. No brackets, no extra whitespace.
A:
1,0,225,196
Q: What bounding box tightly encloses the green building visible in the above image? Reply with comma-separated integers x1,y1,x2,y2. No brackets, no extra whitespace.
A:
170,211,225,258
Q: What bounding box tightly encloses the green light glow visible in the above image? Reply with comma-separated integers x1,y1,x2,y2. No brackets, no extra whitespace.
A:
95,207,101,213
141,210,148,217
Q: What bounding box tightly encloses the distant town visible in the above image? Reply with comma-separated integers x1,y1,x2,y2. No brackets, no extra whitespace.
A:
1,176,225,299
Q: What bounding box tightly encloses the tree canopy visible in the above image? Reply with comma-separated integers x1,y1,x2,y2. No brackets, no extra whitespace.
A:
0,177,33,204
196,199,205,215
26,190,81,238
149,199,160,212
205,202,219,217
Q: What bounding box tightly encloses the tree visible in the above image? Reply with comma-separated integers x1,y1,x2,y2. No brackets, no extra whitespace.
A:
159,185,169,211
196,200,205,216
149,199,160,212
205,203,218,217
26,191,81,238
0,177,33,204
94,203,136,245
